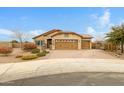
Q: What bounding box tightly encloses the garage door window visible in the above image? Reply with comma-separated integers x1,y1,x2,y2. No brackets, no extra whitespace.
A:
55,39,78,42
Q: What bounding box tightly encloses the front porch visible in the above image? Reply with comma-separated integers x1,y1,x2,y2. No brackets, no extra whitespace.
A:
35,38,53,50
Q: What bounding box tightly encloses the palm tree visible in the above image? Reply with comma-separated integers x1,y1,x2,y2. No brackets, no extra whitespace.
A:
106,24,124,53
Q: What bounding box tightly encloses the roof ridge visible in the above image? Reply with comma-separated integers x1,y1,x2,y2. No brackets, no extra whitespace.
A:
32,29,62,39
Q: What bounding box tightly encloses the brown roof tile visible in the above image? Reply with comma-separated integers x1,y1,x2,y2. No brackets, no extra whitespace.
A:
82,34,93,39
32,29,62,39
33,29,93,39
51,31,83,38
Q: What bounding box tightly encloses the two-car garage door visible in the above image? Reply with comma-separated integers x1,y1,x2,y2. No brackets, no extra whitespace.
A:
55,39,78,50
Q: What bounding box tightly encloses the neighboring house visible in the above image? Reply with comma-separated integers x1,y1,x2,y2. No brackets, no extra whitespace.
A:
33,29,93,50
92,41,105,49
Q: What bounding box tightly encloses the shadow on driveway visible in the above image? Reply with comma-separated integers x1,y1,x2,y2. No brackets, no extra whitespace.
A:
1,72,124,86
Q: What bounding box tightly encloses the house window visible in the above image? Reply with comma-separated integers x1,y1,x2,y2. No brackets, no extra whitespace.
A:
64,34,69,37
35,40,43,46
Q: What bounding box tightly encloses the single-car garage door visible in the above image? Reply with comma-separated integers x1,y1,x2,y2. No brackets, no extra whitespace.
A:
82,40,90,49
55,39,78,50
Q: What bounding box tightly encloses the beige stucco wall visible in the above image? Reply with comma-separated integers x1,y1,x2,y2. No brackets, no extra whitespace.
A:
34,36,45,41
52,34,82,49
34,32,92,50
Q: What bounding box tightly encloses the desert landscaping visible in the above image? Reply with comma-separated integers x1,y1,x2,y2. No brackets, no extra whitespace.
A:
0,48,123,63
0,42,50,63
0,7,124,86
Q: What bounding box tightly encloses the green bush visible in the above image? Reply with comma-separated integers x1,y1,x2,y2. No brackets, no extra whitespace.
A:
37,52,46,57
31,48,40,54
11,40,18,43
22,54,38,60
42,50,49,54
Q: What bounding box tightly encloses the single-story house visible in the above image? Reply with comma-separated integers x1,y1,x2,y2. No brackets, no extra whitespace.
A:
33,29,93,50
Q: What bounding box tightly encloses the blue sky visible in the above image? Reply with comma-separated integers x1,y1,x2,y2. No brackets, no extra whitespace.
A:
0,7,124,41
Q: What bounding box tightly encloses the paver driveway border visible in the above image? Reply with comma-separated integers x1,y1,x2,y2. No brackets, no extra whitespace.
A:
0,58,124,83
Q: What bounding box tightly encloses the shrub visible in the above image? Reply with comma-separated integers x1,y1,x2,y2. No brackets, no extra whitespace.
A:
23,43,37,50
11,40,18,43
37,52,46,57
22,54,38,60
37,50,49,57
42,50,49,54
31,48,40,54
0,46,13,56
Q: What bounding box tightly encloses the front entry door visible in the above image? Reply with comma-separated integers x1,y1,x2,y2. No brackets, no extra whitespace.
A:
47,39,52,48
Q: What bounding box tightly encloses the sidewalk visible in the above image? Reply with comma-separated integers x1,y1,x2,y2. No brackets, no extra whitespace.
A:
0,58,124,83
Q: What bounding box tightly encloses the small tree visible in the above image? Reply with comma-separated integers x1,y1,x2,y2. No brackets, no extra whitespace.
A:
106,24,124,53
11,29,32,49
11,29,24,49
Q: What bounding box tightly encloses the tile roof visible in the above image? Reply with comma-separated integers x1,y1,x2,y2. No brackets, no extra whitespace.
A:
32,29,62,39
51,31,83,38
33,29,93,39
82,34,93,39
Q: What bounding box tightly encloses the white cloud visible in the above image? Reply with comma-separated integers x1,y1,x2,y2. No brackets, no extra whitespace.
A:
86,9,111,41
0,28,44,37
91,9,111,29
86,26,106,41
0,28,45,41
119,19,124,25
86,27,95,34
0,29,13,36
99,9,110,28
0,29,44,36
29,29,45,36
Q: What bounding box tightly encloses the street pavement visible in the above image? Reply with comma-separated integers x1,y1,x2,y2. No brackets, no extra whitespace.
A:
1,72,124,86
0,58,124,85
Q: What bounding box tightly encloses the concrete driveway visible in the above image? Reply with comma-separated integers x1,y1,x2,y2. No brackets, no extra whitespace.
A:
0,49,118,63
46,49,117,59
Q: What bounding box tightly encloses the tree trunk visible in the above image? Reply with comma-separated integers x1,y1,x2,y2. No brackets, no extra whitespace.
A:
20,42,23,49
121,40,124,53
19,38,23,49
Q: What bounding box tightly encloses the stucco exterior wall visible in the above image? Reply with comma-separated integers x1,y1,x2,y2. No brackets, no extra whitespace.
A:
33,32,92,50
34,36,45,41
52,34,82,49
